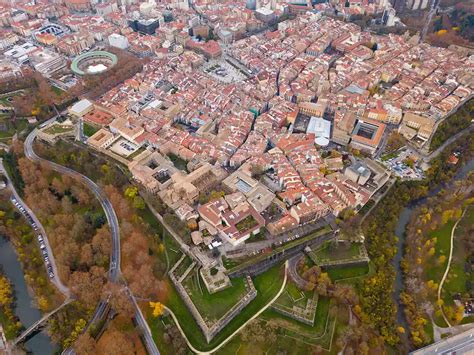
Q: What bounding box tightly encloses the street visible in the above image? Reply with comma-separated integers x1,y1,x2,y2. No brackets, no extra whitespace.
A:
0,159,70,298
24,128,160,355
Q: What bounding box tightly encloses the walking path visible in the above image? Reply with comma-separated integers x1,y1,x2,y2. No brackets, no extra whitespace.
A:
164,260,288,355
438,208,467,327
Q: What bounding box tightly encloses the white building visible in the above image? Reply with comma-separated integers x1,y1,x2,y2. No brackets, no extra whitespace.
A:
307,117,331,147
108,33,129,49
69,99,94,117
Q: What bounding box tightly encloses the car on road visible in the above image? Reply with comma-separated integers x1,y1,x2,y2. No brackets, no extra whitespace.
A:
48,272,54,279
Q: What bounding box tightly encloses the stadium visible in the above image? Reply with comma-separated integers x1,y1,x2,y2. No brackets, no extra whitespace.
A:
71,50,118,76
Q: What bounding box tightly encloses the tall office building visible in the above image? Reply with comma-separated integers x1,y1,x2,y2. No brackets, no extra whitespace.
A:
246,0,256,10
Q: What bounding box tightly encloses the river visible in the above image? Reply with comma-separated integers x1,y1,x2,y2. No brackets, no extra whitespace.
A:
0,237,56,354
393,158,474,342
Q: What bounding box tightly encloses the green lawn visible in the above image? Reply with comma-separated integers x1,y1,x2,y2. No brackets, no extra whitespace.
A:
425,220,455,284
182,270,247,321
441,206,474,306
274,281,313,309
0,118,28,139
43,124,73,135
160,263,285,351
326,263,370,282
167,153,188,172
172,255,193,278
424,318,434,344
83,122,99,137
51,85,65,96
260,296,335,349
313,242,363,263
145,312,183,355
381,151,400,161
222,256,239,270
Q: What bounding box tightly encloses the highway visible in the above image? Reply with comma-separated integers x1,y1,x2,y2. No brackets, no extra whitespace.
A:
24,128,160,355
410,327,474,354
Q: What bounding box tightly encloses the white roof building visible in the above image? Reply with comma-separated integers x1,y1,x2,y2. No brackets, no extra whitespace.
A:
69,99,94,117
307,117,331,146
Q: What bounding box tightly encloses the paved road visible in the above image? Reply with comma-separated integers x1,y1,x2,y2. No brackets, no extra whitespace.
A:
410,327,474,354
0,159,71,297
223,217,333,258
420,0,438,41
25,129,159,355
25,129,121,281
126,286,160,355
420,124,474,162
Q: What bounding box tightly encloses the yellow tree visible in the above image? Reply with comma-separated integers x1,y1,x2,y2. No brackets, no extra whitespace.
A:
149,301,165,317
0,275,13,308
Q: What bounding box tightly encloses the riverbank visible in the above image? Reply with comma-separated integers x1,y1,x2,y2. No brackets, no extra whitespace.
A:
0,237,56,354
393,136,474,349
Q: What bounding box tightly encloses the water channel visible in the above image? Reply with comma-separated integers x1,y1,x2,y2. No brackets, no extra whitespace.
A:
0,236,56,354
393,158,474,341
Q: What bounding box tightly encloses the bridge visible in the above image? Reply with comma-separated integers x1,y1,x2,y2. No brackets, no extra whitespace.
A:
12,299,73,346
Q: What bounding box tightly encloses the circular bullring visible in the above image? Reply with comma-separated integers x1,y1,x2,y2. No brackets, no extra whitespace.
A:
71,50,118,76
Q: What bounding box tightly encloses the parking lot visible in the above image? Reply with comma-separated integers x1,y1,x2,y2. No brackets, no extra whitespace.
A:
11,196,55,279
380,148,424,180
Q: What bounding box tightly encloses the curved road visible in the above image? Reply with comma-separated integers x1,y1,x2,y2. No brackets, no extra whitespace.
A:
25,129,121,281
0,159,70,298
24,129,159,355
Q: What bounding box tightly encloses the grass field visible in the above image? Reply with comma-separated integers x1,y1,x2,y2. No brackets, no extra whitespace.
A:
167,153,188,172
144,311,182,355
157,263,285,351
182,270,248,321
260,296,335,350
0,118,28,139
314,242,362,263
274,281,313,309
326,263,370,282
425,220,455,284
214,296,335,354
441,206,474,306
222,256,240,270
83,122,99,137
43,124,73,135
172,255,193,278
